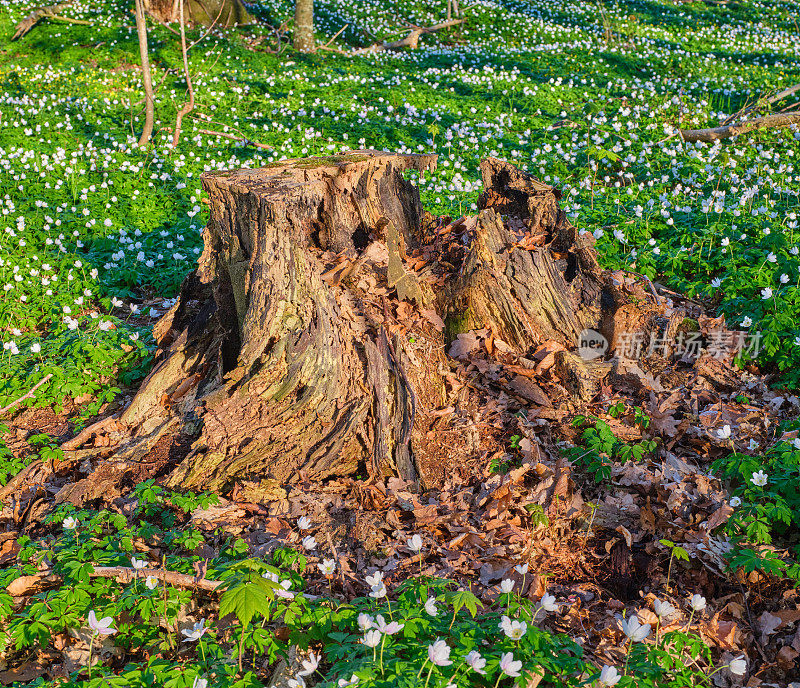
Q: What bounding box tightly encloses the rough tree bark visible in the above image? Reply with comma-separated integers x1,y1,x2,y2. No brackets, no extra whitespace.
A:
9,151,645,510
293,0,314,52
143,0,253,27
47,152,623,498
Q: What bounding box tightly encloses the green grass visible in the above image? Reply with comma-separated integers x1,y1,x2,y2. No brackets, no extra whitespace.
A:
0,0,799,413
0,0,798,685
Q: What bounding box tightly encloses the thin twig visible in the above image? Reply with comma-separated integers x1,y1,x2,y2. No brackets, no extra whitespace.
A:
49,15,90,25
351,18,466,55
620,269,661,303
321,23,349,48
722,83,800,125
12,0,78,40
767,83,800,105
197,128,272,149
155,18,180,36
0,374,53,417
187,0,226,50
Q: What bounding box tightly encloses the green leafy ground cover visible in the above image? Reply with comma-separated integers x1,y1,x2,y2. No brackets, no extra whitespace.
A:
0,488,735,688
0,0,799,686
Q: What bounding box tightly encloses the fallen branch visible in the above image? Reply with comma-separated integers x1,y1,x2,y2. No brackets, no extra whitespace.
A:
351,18,466,55
0,374,53,417
12,1,90,40
92,566,223,592
7,566,223,597
721,83,800,125
680,112,800,143
197,128,273,150
154,18,180,36
763,83,800,105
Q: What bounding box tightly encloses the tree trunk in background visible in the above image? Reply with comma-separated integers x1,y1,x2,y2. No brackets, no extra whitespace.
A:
60,152,622,496
294,0,314,52
134,0,155,147
143,0,254,26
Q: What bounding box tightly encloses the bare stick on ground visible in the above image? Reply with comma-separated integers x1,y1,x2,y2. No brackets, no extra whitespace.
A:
680,112,800,143
352,18,466,54
7,567,222,597
196,128,273,149
721,83,800,125
12,1,90,40
0,374,54,418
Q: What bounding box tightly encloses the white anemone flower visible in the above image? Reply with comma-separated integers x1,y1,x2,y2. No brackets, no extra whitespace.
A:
181,619,208,642
317,558,336,575
424,597,438,616
728,655,747,676
464,650,487,675
499,652,522,677
620,615,651,642
427,639,452,666
689,594,707,612
87,610,116,636
297,651,321,677
540,593,560,612
653,599,675,619
500,578,515,594
375,615,404,635
598,665,621,686
360,629,382,648
502,618,528,640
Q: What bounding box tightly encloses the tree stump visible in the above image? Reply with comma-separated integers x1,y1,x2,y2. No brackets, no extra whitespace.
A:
56,152,627,497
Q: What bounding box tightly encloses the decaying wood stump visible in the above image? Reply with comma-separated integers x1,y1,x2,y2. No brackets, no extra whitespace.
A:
38,152,634,501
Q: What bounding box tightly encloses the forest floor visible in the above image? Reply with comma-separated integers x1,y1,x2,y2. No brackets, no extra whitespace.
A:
0,0,800,687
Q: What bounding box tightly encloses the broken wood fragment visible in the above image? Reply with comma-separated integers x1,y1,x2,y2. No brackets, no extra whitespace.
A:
680,113,800,143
